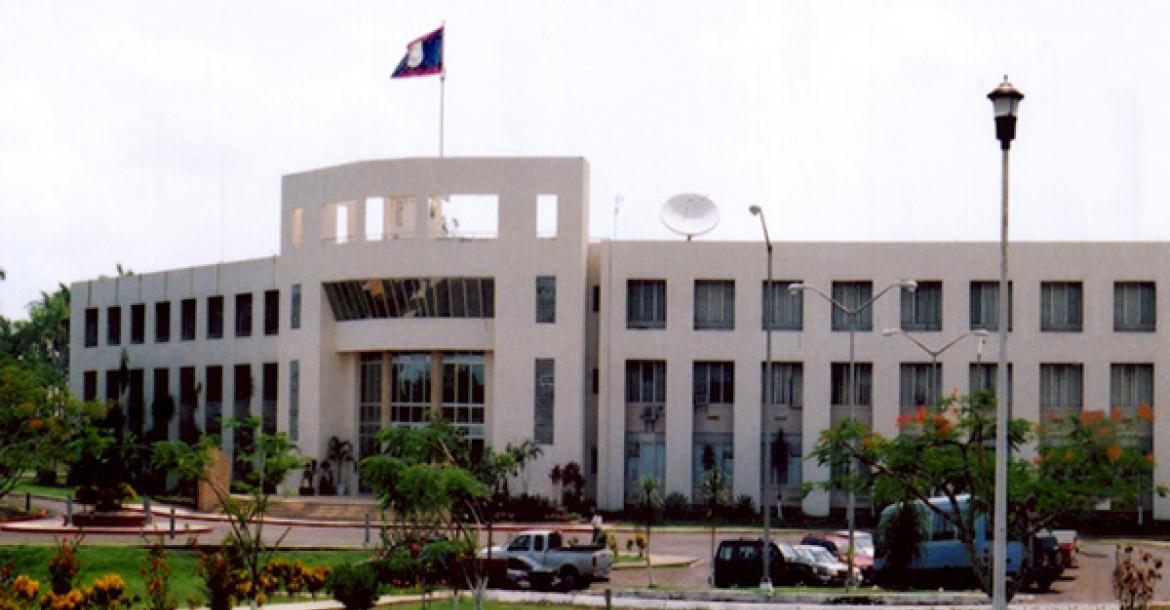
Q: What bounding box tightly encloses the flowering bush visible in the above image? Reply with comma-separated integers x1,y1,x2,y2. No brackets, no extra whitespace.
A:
1114,545,1163,610
194,548,244,610
39,589,85,610
73,483,135,513
47,538,82,595
88,574,127,610
139,543,175,610
12,577,39,602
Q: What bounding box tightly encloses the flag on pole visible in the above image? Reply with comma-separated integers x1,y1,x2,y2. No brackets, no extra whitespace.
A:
391,27,444,78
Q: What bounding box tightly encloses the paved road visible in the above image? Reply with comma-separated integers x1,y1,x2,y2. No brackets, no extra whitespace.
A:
4,497,1163,604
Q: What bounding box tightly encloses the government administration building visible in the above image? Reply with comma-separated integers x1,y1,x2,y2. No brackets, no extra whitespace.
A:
67,157,1170,519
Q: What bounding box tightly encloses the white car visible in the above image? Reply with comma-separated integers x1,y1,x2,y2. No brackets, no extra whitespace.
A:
795,544,861,585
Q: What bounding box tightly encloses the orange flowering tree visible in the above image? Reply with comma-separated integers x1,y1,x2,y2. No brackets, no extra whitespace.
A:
0,362,98,504
809,390,1163,595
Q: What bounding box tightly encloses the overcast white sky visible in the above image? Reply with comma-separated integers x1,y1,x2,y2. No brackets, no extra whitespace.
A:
2,1,1169,319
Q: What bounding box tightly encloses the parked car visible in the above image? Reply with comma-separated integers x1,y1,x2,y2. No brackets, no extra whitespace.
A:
802,533,874,582
1027,531,1064,592
1052,529,1078,568
786,544,837,586
480,530,612,591
713,538,804,587
795,544,858,586
777,542,818,586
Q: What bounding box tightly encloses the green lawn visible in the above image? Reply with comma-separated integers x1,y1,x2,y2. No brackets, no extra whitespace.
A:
0,546,377,606
11,481,79,501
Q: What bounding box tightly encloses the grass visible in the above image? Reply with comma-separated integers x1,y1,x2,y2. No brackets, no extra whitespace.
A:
0,545,377,605
11,481,79,501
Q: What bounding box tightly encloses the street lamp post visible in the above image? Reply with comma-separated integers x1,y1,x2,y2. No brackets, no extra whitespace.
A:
881,329,990,407
748,204,774,592
789,279,916,588
988,75,1023,610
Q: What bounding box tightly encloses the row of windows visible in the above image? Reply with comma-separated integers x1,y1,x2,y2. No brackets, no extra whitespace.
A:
80,361,292,442
623,359,1154,410
628,279,1158,334
83,286,303,347
324,278,494,321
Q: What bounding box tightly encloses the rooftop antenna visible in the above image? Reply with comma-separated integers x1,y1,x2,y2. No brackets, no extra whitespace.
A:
660,193,719,241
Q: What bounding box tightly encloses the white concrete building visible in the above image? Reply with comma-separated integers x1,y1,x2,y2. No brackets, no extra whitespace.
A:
69,157,1170,519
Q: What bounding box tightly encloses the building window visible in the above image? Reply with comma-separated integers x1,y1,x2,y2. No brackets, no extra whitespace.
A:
390,353,431,424
831,282,873,331
441,353,486,441
693,361,734,406
534,359,555,445
181,299,196,341
831,362,873,405
261,362,278,435
151,368,170,441
207,296,224,339
1111,363,1153,411
1114,282,1155,332
626,360,667,403
179,367,198,443
627,280,666,329
232,364,253,482
899,363,940,410
762,362,802,407
592,286,600,312
1040,363,1083,415
1040,282,1083,332
969,363,1013,408
235,293,253,338
107,306,121,345
291,284,302,329
127,369,144,438
83,371,97,401
155,302,171,343
970,281,1013,331
288,360,299,441
264,290,279,335
358,354,382,490
592,368,599,394
205,365,222,438
536,276,556,324
324,277,495,320
130,304,145,344
901,281,942,331
84,308,98,347
694,280,734,330
763,280,803,331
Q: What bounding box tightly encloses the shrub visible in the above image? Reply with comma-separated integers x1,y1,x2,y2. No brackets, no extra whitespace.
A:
139,542,176,610
732,495,757,523
194,548,243,610
663,492,691,520
328,563,379,610
875,501,925,590
1114,545,1164,610
89,573,129,610
48,538,82,595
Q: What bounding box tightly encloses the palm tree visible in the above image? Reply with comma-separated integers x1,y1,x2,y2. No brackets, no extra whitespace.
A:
506,439,543,495
325,436,355,494
637,476,664,588
700,468,730,587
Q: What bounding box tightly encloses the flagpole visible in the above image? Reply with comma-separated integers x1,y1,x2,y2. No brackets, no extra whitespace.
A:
439,20,446,158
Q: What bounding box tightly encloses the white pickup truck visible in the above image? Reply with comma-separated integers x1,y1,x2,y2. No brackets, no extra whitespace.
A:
481,529,613,591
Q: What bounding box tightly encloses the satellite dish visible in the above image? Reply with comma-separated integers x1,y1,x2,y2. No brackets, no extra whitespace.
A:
660,193,719,241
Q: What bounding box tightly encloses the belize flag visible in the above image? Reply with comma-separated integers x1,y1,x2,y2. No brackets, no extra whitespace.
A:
392,27,444,78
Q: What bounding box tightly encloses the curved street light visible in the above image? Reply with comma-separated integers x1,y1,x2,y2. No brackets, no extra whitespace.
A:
788,278,916,588
881,328,991,408
748,204,774,592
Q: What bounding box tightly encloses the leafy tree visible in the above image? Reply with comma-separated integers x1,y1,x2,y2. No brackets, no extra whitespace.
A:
635,476,664,588
0,284,70,387
153,417,304,607
0,363,97,503
324,436,355,495
359,416,492,609
810,390,1163,596
699,468,730,588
